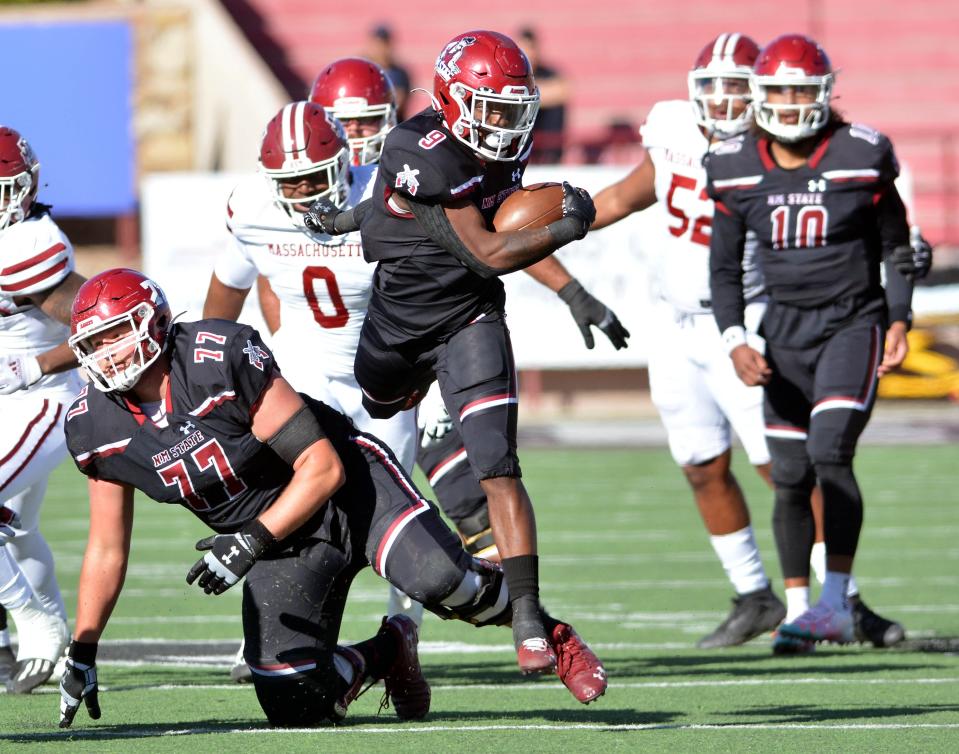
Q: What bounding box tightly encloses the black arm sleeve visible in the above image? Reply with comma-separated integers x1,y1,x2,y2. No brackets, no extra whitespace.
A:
333,198,373,234
709,200,749,333
406,197,499,279
876,183,913,325
876,183,910,260
267,404,326,465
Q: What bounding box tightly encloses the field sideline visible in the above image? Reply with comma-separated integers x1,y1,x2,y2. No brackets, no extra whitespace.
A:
1,445,958,752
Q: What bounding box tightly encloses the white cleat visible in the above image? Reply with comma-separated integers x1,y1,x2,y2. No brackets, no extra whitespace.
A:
6,603,69,694
777,602,854,645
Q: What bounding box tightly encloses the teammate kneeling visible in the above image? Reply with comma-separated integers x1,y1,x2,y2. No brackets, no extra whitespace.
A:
57,269,605,728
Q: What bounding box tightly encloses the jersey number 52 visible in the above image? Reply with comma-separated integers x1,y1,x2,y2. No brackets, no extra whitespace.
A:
666,173,711,246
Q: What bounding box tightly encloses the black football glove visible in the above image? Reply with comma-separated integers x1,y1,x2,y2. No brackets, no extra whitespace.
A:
59,641,101,729
891,227,933,282
303,198,343,235
558,279,631,350
560,181,596,239
185,520,275,595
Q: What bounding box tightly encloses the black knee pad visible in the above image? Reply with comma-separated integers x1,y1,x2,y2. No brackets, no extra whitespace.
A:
426,557,511,627
252,666,339,726
767,437,815,493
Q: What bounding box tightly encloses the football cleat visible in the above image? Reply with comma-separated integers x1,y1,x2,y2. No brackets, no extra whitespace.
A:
0,645,15,683
551,623,607,704
330,646,369,723
851,596,905,648
772,629,815,656
697,585,787,649
5,657,56,694
777,602,854,644
379,615,430,720
516,635,558,675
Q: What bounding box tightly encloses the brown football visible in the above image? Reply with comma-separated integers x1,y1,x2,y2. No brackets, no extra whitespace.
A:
493,182,564,232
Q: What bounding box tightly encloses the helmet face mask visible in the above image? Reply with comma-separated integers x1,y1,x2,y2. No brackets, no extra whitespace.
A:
310,57,397,166
687,33,760,137
433,31,540,162
259,102,351,222
0,128,40,230
751,34,834,143
69,270,172,393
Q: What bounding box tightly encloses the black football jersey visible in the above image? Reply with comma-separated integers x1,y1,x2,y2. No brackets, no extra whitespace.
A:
64,321,299,533
706,122,911,335
360,108,530,344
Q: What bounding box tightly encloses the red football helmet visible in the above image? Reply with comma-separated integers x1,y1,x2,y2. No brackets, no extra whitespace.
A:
751,34,834,142
259,101,350,219
687,33,760,137
310,57,397,166
0,127,40,230
69,268,172,392
432,30,540,162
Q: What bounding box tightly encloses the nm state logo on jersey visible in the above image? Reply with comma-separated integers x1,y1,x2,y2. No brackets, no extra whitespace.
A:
395,164,421,196
243,340,270,371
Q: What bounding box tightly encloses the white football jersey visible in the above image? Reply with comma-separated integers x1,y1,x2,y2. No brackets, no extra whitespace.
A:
0,212,78,396
214,166,377,380
641,100,761,313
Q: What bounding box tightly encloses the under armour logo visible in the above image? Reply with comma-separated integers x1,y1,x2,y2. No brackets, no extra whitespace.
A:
395,164,421,196
221,545,240,565
178,420,196,435
512,169,522,182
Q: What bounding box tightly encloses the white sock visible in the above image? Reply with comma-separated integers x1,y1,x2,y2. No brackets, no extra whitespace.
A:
333,649,356,686
846,574,860,599
821,571,851,611
785,586,810,622
810,542,826,584
709,526,768,595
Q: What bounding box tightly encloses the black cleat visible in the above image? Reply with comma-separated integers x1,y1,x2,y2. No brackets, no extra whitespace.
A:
697,585,787,649
851,596,905,648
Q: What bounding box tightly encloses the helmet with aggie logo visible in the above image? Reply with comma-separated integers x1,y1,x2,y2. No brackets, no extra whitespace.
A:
259,101,351,219
687,33,760,137
68,268,172,393
751,34,834,143
0,127,40,231
433,30,540,162
310,57,397,166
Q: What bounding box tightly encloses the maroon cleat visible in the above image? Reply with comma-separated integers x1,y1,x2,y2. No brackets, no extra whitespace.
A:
516,635,558,675
329,646,368,722
551,623,607,704
380,615,431,720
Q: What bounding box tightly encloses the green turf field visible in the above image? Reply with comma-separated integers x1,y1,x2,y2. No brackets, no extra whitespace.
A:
2,445,958,752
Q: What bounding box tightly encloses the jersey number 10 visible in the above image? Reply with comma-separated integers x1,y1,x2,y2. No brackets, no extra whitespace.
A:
770,206,829,250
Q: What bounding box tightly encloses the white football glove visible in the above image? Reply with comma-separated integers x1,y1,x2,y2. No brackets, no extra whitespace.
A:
417,386,454,449
0,354,42,395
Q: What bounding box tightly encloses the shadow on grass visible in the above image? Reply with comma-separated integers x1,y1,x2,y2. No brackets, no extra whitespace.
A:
0,708,682,744
726,702,959,724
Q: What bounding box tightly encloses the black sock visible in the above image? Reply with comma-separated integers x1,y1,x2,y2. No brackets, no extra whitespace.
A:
502,554,539,601
350,625,398,680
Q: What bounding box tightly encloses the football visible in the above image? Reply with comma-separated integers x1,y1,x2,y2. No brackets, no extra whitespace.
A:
493,182,565,232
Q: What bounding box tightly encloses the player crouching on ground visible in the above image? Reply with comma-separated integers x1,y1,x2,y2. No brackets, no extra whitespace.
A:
57,269,606,728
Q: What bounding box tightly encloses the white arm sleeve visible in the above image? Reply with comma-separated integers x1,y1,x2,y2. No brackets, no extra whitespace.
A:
212,234,259,290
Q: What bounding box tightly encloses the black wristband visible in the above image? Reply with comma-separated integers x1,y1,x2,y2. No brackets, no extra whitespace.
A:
241,518,277,557
546,216,587,247
557,279,585,305
68,639,98,665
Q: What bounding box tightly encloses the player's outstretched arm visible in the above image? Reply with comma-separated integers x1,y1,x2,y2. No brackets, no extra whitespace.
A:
524,257,630,349
59,477,134,727
202,273,250,321
256,275,281,334
590,153,657,231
